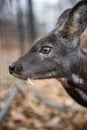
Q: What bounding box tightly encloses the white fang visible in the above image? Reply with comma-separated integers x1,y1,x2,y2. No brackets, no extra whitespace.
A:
27,79,34,86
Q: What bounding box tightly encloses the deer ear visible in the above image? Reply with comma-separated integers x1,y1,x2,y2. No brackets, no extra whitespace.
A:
52,9,71,33
56,9,71,29
59,0,87,38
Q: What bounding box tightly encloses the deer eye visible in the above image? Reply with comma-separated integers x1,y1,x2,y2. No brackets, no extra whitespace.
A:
40,46,52,54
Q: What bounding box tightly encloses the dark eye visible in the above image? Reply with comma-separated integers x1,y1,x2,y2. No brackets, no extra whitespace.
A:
40,46,52,54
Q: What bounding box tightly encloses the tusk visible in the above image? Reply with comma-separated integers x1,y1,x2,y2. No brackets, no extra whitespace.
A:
27,78,34,86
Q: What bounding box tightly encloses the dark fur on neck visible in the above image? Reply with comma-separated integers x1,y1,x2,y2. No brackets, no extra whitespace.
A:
60,74,87,107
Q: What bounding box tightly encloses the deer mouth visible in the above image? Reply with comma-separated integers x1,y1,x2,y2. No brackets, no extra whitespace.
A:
9,63,58,81
13,73,34,86
13,73,28,80
12,70,56,81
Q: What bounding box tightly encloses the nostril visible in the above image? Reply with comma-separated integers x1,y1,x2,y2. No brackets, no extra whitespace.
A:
9,64,15,74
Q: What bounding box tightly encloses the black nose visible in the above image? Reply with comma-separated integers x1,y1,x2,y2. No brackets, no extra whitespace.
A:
9,64,15,74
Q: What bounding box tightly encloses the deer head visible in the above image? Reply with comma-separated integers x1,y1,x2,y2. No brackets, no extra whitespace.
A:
9,0,87,107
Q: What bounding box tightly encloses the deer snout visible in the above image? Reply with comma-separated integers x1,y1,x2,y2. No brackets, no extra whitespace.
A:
9,64,15,74
9,63,23,75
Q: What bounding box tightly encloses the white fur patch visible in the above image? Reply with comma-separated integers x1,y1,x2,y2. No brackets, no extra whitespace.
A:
74,13,80,20
76,88,87,101
71,74,84,84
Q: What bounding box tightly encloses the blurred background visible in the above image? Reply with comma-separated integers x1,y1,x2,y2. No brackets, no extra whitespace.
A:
0,0,87,130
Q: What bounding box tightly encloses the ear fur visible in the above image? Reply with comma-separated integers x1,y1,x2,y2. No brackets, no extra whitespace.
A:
56,9,71,28
59,0,87,38
51,9,71,33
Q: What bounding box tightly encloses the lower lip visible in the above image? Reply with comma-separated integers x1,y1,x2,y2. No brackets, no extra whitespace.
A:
13,73,27,80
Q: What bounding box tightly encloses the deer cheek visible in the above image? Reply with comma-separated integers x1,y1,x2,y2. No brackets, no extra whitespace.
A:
39,53,50,60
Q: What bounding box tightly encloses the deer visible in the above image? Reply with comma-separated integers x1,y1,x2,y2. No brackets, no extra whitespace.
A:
9,0,87,107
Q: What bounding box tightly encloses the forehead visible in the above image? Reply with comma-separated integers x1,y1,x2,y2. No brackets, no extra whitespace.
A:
33,33,58,47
